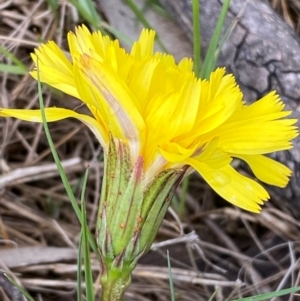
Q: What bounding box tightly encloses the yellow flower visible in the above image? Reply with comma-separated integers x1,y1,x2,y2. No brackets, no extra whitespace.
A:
0,25,298,213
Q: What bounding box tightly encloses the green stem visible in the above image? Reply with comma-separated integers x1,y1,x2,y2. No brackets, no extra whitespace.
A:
101,273,131,301
192,0,201,76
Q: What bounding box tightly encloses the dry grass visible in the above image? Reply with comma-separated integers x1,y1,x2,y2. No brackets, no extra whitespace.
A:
270,0,300,32
0,1,300,300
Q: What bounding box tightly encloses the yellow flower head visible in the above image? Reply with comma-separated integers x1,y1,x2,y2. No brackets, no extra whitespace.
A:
0,25,298,212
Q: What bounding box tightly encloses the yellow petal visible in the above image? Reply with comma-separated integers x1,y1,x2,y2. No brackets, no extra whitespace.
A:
186,159,269,212
228,91,288,122
145,73,200,142
76,54,145,142
191,69,243,136
213,91,299,154
160,138,225,167
131,29,155,59
159,142,199,163
0,108,108,149
30,42,78,99
236,154,292,187
127,57,160,111
178,58,193,72
217,119,298,154
68,25,95,58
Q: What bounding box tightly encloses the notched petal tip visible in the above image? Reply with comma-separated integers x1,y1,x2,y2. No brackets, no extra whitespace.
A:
190,161,270,213
238,154,293,188
131,29,156,59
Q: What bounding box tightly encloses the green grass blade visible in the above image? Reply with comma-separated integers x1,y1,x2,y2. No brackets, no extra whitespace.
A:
124,0,168,52
124,0,152,29
68,0,101,29
0,64,27,75
77,232,83,301
0,45,28,70
215,15,239,63
201,0,231,79
0,45,28,75
5,274,36,301
46,0,59,11
208,289,219,301
192,0,201,76
36,59,98,259
230,286,300,301
81,169,95,301
167,250,175,301
145,0,170,18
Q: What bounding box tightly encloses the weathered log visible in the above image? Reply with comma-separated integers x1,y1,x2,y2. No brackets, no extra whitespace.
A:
160,0,300,212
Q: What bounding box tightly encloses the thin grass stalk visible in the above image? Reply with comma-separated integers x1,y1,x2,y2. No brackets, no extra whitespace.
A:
201,0,231,78
192,0,201,76
81,170,95,301
36,59,99,259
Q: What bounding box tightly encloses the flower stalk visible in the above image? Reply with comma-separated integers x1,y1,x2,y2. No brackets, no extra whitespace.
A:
96,135,186,300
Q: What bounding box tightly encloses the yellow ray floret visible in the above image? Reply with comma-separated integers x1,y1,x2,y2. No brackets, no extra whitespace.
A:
0,108,107,147
0,25,298,213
